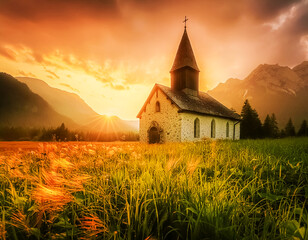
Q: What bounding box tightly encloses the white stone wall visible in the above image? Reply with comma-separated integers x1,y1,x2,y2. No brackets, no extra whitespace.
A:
180,112,240,141
234,122,240,140
139,88,181,143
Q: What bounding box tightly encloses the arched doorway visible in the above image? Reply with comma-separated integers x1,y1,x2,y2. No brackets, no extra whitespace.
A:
149,127,160,144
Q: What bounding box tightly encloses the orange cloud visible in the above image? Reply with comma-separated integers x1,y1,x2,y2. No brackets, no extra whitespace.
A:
60,83,80,93
17,70,37,78
45,69,60,79
0,46,16,61
0,0,307,119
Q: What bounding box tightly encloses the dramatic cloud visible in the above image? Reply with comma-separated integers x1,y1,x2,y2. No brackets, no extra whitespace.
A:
0,46,16,61
0,0,307,119
0,0,118,20
292,5,308,34
247,0,301,19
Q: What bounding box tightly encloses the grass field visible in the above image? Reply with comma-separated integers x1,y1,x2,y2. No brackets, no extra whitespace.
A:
0,138,307,239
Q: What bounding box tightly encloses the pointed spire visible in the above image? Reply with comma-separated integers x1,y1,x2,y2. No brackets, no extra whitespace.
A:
170,28,199,72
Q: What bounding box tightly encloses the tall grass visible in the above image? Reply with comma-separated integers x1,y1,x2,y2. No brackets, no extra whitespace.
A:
0,138,307,239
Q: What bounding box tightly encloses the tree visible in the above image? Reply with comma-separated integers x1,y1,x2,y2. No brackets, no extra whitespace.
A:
251,109,263,138
263,114,272,138
263,113,280,138
240,100,262,139
297,120,308,136
280,129,286,138
241,100,252,139
54,123,69,141
285,118,296,137
270,114,279,138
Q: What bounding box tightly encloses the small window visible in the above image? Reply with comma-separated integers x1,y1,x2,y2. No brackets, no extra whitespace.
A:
194,118,200,138
226,122,229,138
155,101,160,112
211,119,216,138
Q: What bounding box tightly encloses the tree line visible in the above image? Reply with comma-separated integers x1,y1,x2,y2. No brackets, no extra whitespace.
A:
0,123,139,142
240,100,308,139
1,100,307,141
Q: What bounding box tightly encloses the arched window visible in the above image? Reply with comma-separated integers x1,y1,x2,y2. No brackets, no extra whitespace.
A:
194,118,200,138
211,119,216,138
155,101,160,112
226,122,229,138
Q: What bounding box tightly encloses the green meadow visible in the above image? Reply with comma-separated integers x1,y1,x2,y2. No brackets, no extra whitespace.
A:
0,138,307,239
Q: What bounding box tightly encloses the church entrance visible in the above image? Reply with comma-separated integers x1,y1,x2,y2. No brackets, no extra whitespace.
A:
148,127,160,144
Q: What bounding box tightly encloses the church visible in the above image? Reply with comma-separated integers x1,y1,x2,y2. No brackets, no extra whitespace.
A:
137,24,241,143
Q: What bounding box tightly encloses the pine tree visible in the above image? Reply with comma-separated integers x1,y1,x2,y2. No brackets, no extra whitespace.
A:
263,114,272,138
263,113,279,138
251,109,262,138
55,123,69,141
240,100,262,139
240,100,252,139
280,129,286,138
285,118,296,137
297,120,307,136
270,113,279,138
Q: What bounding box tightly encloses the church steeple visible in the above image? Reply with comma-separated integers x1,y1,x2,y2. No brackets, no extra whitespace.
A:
170,24,200,96
170,28,199,72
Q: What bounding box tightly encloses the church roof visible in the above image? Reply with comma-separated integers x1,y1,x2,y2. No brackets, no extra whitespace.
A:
170,29,200,72
137,84,241,120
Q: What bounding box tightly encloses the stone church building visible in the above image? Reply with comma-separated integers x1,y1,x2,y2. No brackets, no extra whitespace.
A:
137,27,241,143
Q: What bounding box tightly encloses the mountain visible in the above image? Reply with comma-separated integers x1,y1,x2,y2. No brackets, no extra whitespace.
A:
16,77,138,133
0,73,76,128
208,61,308,128
292,61,308,84
16,77,98,125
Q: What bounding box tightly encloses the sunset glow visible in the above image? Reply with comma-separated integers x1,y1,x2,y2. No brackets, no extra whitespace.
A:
1,0,307,119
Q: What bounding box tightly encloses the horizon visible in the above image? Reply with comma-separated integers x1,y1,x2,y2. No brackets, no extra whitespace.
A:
1,0,307,120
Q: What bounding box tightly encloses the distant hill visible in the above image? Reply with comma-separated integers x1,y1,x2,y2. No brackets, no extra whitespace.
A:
0,73,76,128
16,77,138,133
17,77,98,125
208,61,308,128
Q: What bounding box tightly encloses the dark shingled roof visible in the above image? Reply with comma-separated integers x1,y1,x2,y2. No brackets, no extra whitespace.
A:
170,29,200,72
137,84,241,120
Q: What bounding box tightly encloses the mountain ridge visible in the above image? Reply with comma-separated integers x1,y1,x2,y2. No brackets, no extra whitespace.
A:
0,73,77,128
16,76,138,133
16,77,98,125
208,61,308,128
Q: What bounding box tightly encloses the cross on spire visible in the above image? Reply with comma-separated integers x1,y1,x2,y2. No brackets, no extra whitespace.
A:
183,16,188,29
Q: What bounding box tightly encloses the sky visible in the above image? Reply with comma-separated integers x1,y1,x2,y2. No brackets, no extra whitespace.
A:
0,0,307,120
